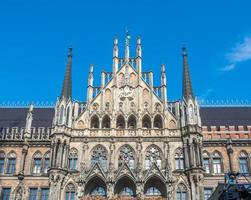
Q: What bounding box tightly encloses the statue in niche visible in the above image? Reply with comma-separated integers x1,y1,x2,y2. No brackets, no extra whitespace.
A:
155,103,162,112
92,103,99,111
16,187,23,200
144,102,149,109
105,102,110,111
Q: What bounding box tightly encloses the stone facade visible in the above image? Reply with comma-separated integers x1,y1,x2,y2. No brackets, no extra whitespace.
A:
0,35,251,200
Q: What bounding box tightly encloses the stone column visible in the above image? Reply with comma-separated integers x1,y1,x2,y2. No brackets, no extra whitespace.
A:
226,139,234,172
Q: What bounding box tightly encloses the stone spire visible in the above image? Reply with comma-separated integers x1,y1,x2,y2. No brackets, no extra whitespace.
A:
60,47,73,100
182,46,194,101
136,36,142,77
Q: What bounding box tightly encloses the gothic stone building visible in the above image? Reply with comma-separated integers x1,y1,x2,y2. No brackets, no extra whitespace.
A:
0,35,251,200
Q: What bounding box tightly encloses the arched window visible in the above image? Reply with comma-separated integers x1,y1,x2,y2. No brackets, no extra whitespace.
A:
114,177,136,197
85,176,107,197
142,115,151,128
90,186,106,196
44,151,50,173
59,105,64,124
32,151,42,174
177,184,187,200
65,183,75,200
212,151,222,174
128,115,137,129
116,115,125,128
66,106,70,126
102,115,111,128
7,152,16,174
175,148,184,170
90,115,99,128
145,145,162,169
154,115,163,128
239,151,249,173
91,145,108,170
0,151,5,174
68,148,78,170
118,145,135,169
203,151,210,173
144,176,166,197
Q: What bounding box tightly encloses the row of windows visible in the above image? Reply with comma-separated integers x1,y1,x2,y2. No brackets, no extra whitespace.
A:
67,145,184,171
203,151,250,174
0,151,50,175
1,188,49,200
90,114,163,129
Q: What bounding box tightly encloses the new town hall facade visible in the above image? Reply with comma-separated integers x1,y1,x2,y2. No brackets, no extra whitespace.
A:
1,35,251,200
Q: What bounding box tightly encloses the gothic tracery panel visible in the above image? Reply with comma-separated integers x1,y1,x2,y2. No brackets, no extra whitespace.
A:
118,145,135,169
145,145,162,169
91,145,108,170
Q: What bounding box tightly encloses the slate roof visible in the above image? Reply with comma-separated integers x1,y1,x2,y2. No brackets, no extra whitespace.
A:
0,108,54,129
200,107,251,127
0,107,251,129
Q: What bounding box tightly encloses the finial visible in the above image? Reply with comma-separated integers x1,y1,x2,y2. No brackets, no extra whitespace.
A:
89,64,94,73
182,45,187,56
114,37,118,45
68,46,73,57
137,36,141,45
29,104,33,112
161,64,166,72
125,29,131,47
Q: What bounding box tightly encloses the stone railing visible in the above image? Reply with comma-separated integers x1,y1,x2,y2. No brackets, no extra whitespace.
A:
0,127,52,141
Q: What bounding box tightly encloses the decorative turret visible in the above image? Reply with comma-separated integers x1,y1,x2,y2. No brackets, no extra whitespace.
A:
136,36,142,77
24,104,33,139
60,47,73,100
87,64,94,103
125,30,130,61
161,64,167,104
113,37,119,75
182,46,194,102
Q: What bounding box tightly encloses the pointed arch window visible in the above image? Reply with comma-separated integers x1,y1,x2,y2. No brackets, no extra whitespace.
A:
90,186,106,196
118,145,135,169
203,152,210,173
68,148,78,170
177,184,187,200
145,187,161,196
59,105,64,124
66,106,70,126
0,151,5,174
154,115,163,128
65,183,75,200
44,151,50,173
102,115,111,128
91,115,99,129
142,115,151,128
7,152,16,174
119,187,134,196
91,145,108,170
116,115,125,129
239,151,249,173
33,151,42,174
212,152,222,174
128,115,137,129
145,145,162,169
175,148,184,170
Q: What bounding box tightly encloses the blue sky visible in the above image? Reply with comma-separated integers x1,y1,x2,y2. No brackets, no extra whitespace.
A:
0,0,251,105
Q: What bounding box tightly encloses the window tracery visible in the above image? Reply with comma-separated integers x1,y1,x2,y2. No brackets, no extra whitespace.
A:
68,148,78,170
33,151,42,174
91,145,108,170
175,148,184,170
118,145,135,169
145,145,162,169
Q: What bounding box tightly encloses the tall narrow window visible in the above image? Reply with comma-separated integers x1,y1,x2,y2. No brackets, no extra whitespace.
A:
177,184,187,200
7,152,16,174
59,105,64,124
68,148,78,170
65,183,75,200
102,115,111,128
33,152,42,174
212,152,222,174
118,145,135,169
142,115,151,128
44,152,50,173
29,188,38,200
2,188,11,200
239,151,249,173
41,188,49,200
145,145,162,169
91,145,108,170
0,151,5,174
127,115,137,129
203,152,210,173
204,188,213,200
153,114,163,128
175,148,184,170
90,115,99,128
